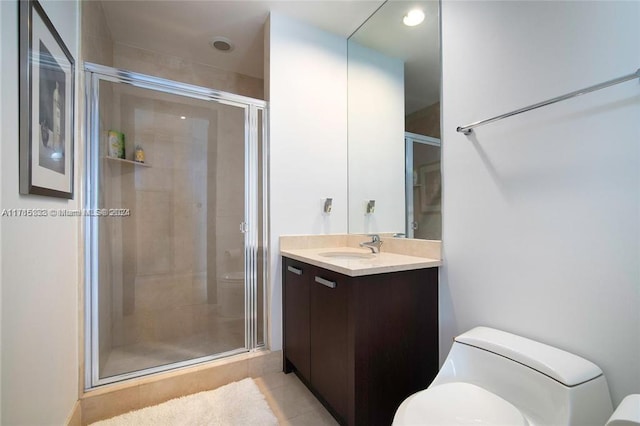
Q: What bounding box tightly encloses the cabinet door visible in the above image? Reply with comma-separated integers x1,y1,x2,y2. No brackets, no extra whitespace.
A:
351,268,439,426
283,259,311,381
310,267,349,423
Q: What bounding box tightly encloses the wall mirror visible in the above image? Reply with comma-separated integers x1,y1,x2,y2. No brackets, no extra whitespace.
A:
347,0,441,239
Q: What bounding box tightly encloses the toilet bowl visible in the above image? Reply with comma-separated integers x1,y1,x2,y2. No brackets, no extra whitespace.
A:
399,382,529,425
393,327,614,426
217,271,244,319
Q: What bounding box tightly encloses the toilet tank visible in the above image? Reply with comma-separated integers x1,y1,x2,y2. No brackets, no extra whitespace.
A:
433,327,613,426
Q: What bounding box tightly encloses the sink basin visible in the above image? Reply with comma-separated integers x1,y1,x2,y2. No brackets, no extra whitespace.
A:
319,251,375,260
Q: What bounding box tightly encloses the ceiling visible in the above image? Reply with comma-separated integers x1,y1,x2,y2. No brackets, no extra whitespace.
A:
101,0,385,79
101,0,440,112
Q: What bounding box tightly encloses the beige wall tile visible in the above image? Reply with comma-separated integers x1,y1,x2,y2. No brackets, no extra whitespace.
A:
81,386,140,425
113,44,263,100
193,359,249,391
81,1,114,66
263,350,283,374
248,350,283,377
137,371,207,408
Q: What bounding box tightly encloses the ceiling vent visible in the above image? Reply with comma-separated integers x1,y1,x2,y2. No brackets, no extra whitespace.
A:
209,37,234,52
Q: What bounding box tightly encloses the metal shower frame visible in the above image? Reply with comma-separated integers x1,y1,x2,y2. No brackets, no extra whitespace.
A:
83,62,269,389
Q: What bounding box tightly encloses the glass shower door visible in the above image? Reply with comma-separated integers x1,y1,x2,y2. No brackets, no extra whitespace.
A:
405,133,441,239
85,66,266,387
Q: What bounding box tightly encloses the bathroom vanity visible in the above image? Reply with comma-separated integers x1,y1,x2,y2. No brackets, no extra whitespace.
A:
281,239,440,426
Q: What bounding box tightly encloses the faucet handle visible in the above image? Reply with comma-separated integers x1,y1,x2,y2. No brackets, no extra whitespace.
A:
360,234,383,253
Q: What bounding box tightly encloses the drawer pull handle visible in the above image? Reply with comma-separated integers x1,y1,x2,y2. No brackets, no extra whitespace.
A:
287,266,303,275
315,276,337,289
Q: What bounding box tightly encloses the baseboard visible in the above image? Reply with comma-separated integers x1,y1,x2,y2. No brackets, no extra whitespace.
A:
65,400,82,426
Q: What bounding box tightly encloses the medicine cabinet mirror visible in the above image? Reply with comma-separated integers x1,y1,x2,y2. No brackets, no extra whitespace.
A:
347,0,441,239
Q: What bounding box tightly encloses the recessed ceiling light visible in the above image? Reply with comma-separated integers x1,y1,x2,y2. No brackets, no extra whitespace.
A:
403,9,425,26
180,116,186,120
209,36,234,52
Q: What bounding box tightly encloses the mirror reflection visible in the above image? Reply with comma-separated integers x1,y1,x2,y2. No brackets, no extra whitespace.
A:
347,0,441,239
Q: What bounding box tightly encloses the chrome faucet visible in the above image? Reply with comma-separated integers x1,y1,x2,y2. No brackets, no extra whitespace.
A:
360,234,383,253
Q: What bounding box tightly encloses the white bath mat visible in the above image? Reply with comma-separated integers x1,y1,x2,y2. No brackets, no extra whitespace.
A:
91,378,278,426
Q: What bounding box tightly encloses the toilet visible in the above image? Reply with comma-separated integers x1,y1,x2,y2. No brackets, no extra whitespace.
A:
393,327,615,426
217,271,244,319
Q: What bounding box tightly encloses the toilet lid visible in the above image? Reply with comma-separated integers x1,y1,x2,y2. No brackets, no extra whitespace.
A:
394,382,529,426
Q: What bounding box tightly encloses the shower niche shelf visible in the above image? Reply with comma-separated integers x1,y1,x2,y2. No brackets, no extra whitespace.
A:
104,157,151,167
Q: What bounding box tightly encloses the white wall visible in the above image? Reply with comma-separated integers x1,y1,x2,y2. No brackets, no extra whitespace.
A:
267,12,348,350
441,0,639,406
347,41,405,235
0,1,80,423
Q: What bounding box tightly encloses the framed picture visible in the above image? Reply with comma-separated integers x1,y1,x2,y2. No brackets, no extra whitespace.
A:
19,0,75,198
419,161,441,213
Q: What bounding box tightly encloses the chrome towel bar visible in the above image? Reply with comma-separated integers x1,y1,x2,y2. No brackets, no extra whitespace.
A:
457,68,640,135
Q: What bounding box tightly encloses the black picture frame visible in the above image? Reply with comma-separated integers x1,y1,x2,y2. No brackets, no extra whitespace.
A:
19,0,75,199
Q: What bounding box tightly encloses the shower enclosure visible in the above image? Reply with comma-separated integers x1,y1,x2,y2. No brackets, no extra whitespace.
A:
84,63,268,388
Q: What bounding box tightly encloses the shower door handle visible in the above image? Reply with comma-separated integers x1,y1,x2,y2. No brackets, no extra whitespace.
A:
240,222,248,233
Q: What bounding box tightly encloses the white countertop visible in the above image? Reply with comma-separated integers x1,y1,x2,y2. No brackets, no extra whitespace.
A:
281,246,441,277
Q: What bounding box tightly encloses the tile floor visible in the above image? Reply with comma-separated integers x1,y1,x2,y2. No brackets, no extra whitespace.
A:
255,371,339,426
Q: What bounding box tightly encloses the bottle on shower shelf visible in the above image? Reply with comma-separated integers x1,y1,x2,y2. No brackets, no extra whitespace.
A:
134,145,145,163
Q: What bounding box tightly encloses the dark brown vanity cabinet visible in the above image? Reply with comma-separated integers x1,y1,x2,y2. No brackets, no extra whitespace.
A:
283,257,439,426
